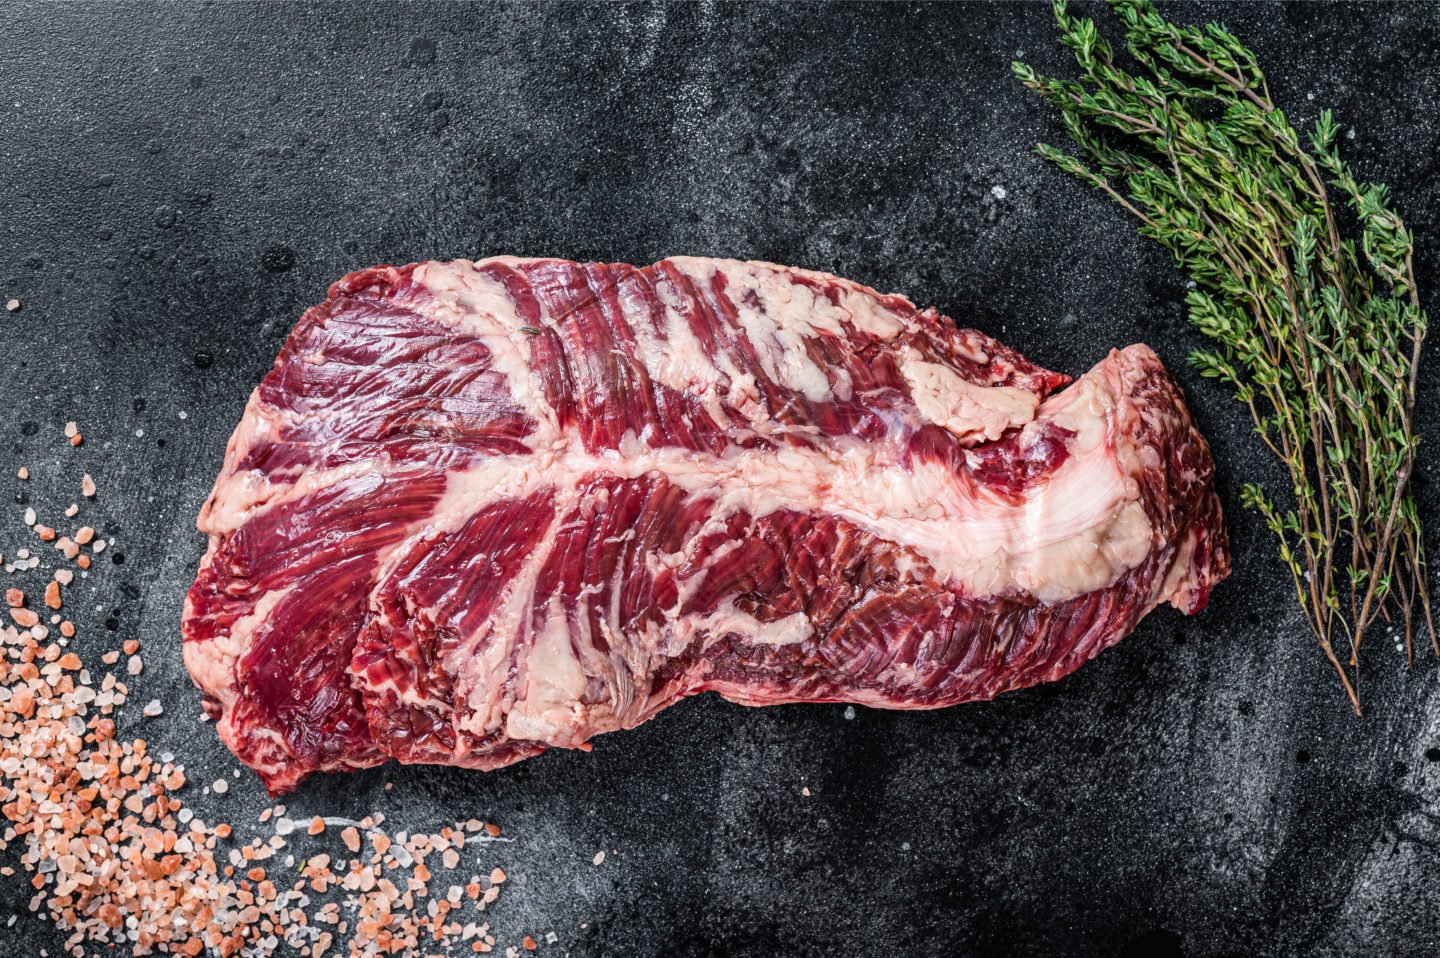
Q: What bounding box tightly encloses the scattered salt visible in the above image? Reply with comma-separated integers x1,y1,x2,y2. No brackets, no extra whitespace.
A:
0,430,519,957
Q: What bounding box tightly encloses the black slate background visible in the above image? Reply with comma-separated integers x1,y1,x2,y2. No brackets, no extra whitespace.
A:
1,2,1439,956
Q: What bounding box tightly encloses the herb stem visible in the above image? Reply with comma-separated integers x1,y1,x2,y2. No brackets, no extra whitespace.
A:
1018,0,1431,712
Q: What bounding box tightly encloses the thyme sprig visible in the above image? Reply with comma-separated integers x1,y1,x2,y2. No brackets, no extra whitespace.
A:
1015,0,1431,713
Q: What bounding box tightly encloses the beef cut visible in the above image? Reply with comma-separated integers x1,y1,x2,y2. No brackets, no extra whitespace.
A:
183,257,1229,794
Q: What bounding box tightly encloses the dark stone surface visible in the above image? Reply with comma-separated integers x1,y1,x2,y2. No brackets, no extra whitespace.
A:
0,2,1438,955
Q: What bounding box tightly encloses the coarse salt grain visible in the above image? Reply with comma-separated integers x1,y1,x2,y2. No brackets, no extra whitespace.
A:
592,851,605,866
4,298,18,312
0,436,519,958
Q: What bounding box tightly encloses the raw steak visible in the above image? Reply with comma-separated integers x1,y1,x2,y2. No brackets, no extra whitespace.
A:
182,257,1229,794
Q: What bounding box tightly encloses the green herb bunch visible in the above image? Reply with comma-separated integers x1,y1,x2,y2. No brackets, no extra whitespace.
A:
1015,0,1430,713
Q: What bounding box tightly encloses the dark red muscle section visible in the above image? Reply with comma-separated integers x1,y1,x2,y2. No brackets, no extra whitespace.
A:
183,256,1229,794
355,491,556,764
240,266,534,481
187,472,448,779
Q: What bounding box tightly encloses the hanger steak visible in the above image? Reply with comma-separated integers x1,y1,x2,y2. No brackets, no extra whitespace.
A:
182,257,1228,794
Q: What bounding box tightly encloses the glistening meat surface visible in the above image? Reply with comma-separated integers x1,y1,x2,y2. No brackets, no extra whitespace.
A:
182,257,1229,794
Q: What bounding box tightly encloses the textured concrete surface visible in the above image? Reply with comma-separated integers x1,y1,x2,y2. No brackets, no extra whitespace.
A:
1,2,1439,955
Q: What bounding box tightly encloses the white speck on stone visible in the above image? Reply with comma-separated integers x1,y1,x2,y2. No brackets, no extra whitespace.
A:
135,429,144,438
901,841,911,851
843,706,856,721
212,778,229,794
801,786,811,797
990,184,1007,200
178,410,188,420
592,850,605,866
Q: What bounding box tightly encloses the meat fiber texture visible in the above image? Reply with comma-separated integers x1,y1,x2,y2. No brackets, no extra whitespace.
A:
182,257,1229,794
